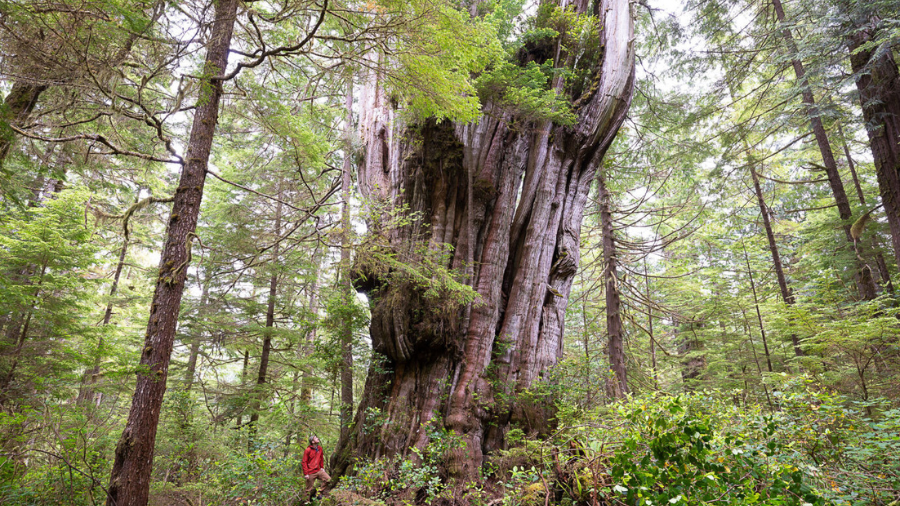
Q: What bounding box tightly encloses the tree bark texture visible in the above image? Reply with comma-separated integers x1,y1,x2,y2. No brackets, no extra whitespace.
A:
772,0,878,300
598,166,628,398
333,0,634,480
847,23,900,271
106,1,238,504
0,81,46,167
749,166,802,356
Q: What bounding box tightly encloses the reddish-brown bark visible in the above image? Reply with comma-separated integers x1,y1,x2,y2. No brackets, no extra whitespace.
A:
105,1,238,504
333,0,635,481
772,0,878,300
749,165,803,356
847,23,900,271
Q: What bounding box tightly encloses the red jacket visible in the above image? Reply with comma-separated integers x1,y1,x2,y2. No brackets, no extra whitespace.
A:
302,444,324,475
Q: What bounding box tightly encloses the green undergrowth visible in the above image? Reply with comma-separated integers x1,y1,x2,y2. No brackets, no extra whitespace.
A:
5,385,897,505
329,384,899,506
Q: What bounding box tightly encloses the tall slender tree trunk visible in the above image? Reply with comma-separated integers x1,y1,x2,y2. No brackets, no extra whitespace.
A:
105,1,238,504
300,277,318,403
643,258,658,389
749,166,802,356
743,245,774,373
339,88,354,445
738,305,774,409
248,181,283,447
332,0,634,481
183,281,209,391
847,21,900,271
77,236,130,406
599,166,628,398
236,349,249,428
0,263,47,394
838,124,895,290
772,0,878,300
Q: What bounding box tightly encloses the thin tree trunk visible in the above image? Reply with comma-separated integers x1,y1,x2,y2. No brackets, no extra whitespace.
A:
339,87,354,445
248,180,283,447
579,271,592,407
749,165,802,356
106,1,238,503
839,124,868,206
0,263,47,394
599,165,628,398
237,349,249,428
78,236,130,405
743,244,773,373
0,81,47,167
738,305,774,409
300,277,318,403
643,258,658,389
183,279,208,391
838,123,895,291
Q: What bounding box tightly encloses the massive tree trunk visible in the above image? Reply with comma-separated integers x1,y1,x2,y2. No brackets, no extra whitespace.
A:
847,21,900,271
105,0,238,504
332,0,634,481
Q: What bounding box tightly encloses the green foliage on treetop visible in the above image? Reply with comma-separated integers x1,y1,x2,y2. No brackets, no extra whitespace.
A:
376,0,502,123
472,1,607,126
475,60,577,125
375,0,606,125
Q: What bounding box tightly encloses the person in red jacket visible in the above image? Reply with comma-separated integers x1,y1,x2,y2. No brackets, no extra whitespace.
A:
302,435,330,499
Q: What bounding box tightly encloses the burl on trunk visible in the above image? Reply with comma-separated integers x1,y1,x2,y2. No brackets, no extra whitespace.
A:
333,0,635,480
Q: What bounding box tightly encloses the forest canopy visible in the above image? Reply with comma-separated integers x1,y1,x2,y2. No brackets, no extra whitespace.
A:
0,0,899,505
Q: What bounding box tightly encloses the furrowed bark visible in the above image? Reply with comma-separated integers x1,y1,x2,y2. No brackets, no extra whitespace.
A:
333,0,635,481
105,0,238,504
772,0,878,300
847,22,900,271
599,165,628,398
